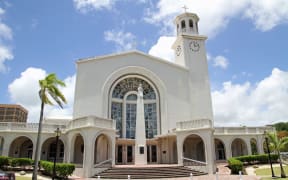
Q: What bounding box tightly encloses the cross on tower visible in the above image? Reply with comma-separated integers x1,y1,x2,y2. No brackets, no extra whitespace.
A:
182,5,188,13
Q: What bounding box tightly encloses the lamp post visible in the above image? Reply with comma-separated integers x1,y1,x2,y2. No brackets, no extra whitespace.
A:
53,128,61,180
264,130,275,178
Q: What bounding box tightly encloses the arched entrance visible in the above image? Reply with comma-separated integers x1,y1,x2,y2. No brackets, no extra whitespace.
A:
73,134,84,164
9,136,33,158
250,138,258,155
94,134,110,164
231,138,248,157
214,138,226,160
41,137,64,162
183,134,205,162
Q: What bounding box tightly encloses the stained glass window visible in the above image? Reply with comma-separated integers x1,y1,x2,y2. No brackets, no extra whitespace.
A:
126,103,136,139
144,103,157,138
111,102,122,137
112,78,156,100
111,77,158,139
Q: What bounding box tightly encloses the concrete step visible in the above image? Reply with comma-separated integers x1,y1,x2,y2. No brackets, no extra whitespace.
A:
95,166,207,179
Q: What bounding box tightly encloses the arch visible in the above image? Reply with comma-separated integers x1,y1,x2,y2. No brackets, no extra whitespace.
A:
181,20,186,29
183,134,205,162
189,19,193,28
9,136,33,158
73,134,84,164
102,66,168,135
41,137,64,162
94,134,111,164
231,138,248,157
109,75,159,139
250,138,258,155
214,138,226,160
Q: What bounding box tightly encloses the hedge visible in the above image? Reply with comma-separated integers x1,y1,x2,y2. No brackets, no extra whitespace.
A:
235,154,278,164
40,160,75,179
10,158,33,168
228,158,243,174
0,156,9,168
228,154,279,174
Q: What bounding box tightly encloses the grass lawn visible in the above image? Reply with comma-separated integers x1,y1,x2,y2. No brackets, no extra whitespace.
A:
255,165,288,180
16,177,32,180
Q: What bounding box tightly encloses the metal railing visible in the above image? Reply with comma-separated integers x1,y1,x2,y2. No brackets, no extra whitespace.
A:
182,157,208,173
94,159,112,168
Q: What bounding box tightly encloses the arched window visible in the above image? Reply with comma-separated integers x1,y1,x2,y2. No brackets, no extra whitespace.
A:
110,77,158,139
181,20,186,31
189,19,193,28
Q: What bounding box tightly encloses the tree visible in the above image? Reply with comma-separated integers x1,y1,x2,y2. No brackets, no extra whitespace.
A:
266,131,288,178
32,73,67,180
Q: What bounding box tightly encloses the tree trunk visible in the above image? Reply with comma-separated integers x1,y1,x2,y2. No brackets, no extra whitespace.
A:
32,101,45,180
278,151,286,178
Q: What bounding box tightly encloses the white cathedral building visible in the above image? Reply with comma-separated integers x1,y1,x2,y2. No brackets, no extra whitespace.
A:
0,12,273,178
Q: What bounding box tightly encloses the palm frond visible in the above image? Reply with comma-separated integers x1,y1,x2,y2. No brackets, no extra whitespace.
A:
38,73,67,108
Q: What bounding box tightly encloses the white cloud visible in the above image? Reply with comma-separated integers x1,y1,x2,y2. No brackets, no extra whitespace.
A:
0,7,13,73
0,45,13,73
73,0,116,13
0,23,12,40
8,67,75,122
245,0,288,31
212,68,288,126
148,36,175,62
144,0,288,37
104,29,136,52
213,55,229,69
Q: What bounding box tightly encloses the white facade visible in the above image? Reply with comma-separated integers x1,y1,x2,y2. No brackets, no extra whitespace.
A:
0,12,274,178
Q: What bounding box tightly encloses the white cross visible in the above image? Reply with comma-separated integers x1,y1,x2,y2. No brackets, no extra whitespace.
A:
182,5,188,13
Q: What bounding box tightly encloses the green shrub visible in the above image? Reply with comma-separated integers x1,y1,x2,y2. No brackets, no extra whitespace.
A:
235,154,278,164
228,158,243,174
10,158,33,168
228,154,280,174
0,156,9,168
40,160,75,179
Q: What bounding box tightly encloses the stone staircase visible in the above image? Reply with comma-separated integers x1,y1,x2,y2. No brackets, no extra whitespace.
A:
94,166,207,179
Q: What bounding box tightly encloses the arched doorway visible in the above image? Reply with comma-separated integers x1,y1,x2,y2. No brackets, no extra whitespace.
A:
94,134,110,164
214,138,226,160
73,134,84,164
9,136,33,158
183,134,205,162
250,138,258,155
41,137,64,162
231,138,248,157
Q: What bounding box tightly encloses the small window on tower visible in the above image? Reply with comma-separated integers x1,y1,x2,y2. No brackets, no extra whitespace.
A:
181,20,186,28
189,19,193,28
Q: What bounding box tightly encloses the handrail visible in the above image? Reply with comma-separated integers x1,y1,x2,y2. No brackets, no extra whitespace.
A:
182,157,208,173
182,157,207,165
94,159,112,168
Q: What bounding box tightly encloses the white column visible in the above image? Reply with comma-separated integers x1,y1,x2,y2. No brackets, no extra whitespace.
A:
2,137,11,157
246,138,252,155
135,84,147,165
83,132,94,177
176,134,183,166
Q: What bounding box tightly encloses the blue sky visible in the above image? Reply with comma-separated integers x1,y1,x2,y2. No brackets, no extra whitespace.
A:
0,0,288,126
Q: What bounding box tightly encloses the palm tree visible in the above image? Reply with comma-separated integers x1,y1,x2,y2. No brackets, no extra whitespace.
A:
266,131,288,178
32,73,67,180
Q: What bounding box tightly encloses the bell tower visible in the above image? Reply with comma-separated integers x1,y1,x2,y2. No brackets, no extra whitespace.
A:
172,11,213,122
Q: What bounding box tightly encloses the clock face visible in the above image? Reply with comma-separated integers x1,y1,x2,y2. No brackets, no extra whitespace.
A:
176,45,182,56
189,40,200,52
